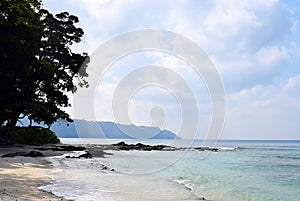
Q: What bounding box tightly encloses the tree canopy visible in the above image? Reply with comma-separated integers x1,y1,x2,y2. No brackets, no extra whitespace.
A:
0,0,89,144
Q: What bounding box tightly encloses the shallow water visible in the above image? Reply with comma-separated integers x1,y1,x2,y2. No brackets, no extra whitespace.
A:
42,139,300,201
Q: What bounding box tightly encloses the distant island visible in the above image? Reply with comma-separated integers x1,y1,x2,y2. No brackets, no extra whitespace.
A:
51,119,180,139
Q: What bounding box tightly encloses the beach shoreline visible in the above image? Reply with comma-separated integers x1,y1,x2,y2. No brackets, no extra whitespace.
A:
0,142,229,201
0,145,72,201
0,142,206,201
2,140,297,201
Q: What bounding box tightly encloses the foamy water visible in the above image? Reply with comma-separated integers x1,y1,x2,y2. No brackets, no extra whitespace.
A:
41,139,300,201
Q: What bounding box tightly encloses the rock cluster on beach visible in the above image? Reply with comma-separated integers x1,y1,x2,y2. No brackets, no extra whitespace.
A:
1,150,44,158
0,142,226,159
34,144,86,151
0,144,93,158
88,141,223,152
112,141,171,151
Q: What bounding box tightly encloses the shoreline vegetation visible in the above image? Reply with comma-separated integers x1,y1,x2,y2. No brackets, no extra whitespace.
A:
0,142,225,200
0,0,89,145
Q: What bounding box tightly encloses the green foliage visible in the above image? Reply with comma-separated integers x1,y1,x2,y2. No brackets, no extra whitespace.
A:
13,126,60,144
0,0,89,144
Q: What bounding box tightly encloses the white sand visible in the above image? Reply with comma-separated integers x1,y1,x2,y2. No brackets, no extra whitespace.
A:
0,146,70,201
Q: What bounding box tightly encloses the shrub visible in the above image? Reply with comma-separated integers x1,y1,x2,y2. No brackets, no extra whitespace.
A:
13,126,60,144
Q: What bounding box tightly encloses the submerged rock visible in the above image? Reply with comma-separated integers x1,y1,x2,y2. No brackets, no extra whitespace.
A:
78,151,93,158
113,141,170,151
110,142,221,152
65,151,93,159
194,147,219,152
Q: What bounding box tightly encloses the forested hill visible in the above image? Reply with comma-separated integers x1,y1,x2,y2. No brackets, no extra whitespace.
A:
51,119,180,139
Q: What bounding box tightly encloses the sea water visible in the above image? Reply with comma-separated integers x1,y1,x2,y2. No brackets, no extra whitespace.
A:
41,139,300,201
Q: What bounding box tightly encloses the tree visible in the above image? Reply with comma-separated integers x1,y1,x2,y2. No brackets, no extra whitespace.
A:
0,0,89,144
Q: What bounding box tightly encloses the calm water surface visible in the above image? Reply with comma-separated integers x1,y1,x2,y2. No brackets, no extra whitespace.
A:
42,139,300,201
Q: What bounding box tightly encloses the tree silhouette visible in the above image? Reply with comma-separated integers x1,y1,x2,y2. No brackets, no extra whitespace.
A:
0,0,89,144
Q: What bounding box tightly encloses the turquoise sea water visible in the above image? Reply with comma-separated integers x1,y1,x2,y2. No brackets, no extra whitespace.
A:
43,139,300,201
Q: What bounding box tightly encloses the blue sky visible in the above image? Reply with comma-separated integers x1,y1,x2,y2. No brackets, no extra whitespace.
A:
44,0,300,139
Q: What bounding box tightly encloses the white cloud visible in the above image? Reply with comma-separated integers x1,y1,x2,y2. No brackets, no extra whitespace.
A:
79,0,127,26
44,0,300,139
284,73,300,92
224,74,300,139
256,46,290,68
160,0,297,91
204,2,262,38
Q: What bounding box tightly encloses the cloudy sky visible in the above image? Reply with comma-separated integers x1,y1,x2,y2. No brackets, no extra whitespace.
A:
44,0,300,140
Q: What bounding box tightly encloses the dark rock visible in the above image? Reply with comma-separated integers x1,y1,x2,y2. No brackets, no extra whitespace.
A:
51,145,86,151
115,141,126,146
97,142,224,153
27,151,43,157
195,147,219,152
112,142,170,151
1,151,43,158
85,148,111,158
65,151,93,159
78,151,92,158
1,152,27,158
34,145,86,152
152,145,167,150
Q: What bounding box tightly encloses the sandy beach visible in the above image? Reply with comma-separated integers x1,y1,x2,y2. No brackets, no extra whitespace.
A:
1,141,298,201
0,142,226,201
0,142,175,201
0,146,71,201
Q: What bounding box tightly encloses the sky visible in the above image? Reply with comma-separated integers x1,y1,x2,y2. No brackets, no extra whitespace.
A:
43,0,300,140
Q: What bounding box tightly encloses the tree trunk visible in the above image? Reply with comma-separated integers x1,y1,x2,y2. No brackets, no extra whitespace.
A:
0,119,5,128
0,112,20,145
0,128,15,145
